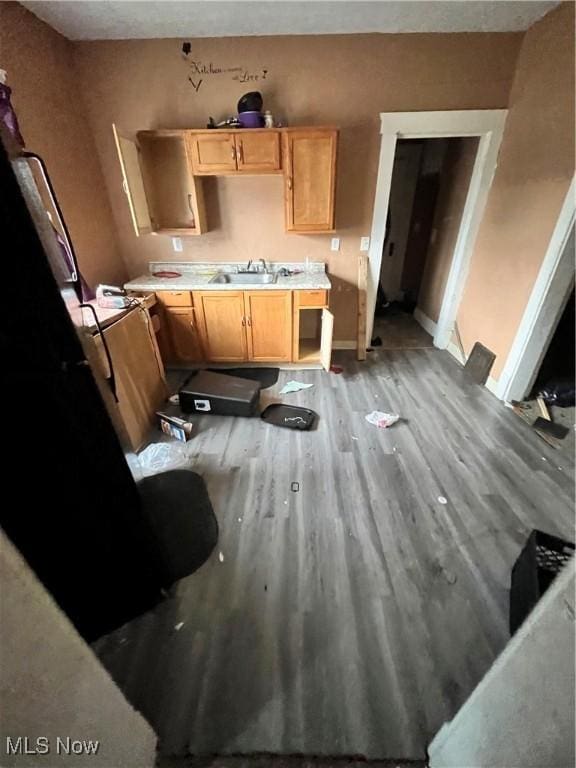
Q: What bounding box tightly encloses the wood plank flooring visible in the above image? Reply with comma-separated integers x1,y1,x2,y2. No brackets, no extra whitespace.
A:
94,348,575,762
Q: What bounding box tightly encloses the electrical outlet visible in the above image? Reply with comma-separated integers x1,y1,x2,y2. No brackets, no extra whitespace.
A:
330,238,340,252
360,236,370,251
172,237,183,253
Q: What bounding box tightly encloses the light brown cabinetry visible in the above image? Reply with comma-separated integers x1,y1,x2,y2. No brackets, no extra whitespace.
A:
187,130,281,175
244,291,292,362
113,125,207,237
194,291,248,361
292,290,334,370
283,129,338,233
164,309,203,362
155,290,203,363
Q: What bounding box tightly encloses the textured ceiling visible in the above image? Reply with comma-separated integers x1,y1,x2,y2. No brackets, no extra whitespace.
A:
20,1,560,41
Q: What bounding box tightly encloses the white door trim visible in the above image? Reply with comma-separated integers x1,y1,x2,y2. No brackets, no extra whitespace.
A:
495,177,575,403
366,109,508,349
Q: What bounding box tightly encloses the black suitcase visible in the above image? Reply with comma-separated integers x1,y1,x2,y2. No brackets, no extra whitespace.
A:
179,370,261,416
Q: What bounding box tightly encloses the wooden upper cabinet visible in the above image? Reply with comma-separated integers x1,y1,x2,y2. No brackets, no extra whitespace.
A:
194,291,247,362
187,133,237,174
112,124,153,236
187,130,282,174
235,131,281,172
112,125,207,237
244,291,292,362
283,129,338,233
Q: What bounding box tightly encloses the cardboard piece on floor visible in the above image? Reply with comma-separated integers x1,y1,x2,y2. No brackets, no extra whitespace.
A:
464,342,496,385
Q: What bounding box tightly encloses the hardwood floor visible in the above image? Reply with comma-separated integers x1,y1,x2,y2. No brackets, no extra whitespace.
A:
372,312,434,349
94,348,575,762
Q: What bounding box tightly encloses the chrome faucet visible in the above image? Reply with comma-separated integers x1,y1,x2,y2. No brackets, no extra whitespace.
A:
258,258,268,273
245,260,254,272
243,259,267,273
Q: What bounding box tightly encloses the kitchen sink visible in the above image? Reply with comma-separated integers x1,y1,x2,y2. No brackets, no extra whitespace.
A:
209,272,278,285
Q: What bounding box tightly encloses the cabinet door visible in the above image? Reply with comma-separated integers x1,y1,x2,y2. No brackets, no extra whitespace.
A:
187,133,237,174
235,131,281,172
244,291,292,362
164,308,204,362
112,124,153,237
195,292,247,361
320,308,334,371
283,130,338,232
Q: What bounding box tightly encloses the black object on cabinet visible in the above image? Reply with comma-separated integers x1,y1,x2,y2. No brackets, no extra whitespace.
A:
1,139,165,642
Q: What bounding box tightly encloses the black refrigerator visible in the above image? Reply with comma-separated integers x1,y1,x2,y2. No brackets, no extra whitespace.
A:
1,138,165,642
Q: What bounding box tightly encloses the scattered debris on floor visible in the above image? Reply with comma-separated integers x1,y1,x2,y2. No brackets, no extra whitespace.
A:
539,379,575,408
218,552,224,563
238,517,242,523
329,364,344,374
157,411,194,442
174,622,185,631
438,496,448,505
370,336,383,347
533,417,569,440
351,435,359,441
168,393,180,405
365,411,400,429
134,441,190,477
280,380,314,394
261,404,317,430
291,482,300,492
463,341,496,385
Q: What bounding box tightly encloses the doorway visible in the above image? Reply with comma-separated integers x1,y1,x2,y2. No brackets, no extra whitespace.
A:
374,136,479,349
366,110,508,349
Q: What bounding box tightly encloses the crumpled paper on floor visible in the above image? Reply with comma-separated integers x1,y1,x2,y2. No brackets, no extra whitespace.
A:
365,410,400,429
280,380,314,394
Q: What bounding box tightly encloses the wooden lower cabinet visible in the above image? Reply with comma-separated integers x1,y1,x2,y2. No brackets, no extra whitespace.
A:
164,307,203,362
194,291,247,361
244,291,292,362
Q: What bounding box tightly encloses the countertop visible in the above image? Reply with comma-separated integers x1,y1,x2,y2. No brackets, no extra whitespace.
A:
124,261,331,292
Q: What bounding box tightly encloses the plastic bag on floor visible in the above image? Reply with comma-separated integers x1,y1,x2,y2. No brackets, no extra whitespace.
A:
365,410,400,429
131,442,190,478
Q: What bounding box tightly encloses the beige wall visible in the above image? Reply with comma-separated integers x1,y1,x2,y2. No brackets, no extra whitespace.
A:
418,137,479,323
0,532,156,768
0,2,125,289
456,2,575,379
72,32,522,340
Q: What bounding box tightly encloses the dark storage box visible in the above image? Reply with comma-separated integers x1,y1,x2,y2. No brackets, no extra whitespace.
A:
179,370,261,417
509,529,574,635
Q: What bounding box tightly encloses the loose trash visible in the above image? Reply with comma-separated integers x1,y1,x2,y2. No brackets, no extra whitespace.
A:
539,379,575,408
291,482,300,492
218,552,224,562
370,336,383,347
280,380,314,394
168,393,180,405
134,442,190,477
533,417,569,440
174,622,185,631
438,496,448,505
365,411,400,429
156,411,194,442
329,364,344,374
238,517,242,522
351,436,359,441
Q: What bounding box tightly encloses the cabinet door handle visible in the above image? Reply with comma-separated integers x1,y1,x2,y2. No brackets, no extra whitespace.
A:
287,177,292,190
247,316,252,326
241,316,246,326
189,319,195,330
238,140,244,163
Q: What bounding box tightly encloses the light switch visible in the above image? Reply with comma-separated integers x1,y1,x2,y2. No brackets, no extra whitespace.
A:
172,237,183,253
360,236,370,251
330,238,340,252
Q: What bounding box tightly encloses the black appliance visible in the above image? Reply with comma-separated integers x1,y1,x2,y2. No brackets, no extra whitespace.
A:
179,370,261,416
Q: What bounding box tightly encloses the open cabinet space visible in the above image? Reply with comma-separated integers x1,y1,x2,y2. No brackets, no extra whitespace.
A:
112,125,207,237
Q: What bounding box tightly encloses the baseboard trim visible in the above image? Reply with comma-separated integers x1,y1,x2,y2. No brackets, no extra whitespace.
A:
485,376,501,397
332,341,357,350
414,307,437,337
446,340,466,365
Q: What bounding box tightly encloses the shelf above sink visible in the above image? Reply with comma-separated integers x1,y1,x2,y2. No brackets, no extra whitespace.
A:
210,272,278,285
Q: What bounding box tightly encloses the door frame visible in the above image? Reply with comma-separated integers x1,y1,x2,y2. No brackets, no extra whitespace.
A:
495,177,575,402
366,110,507,348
